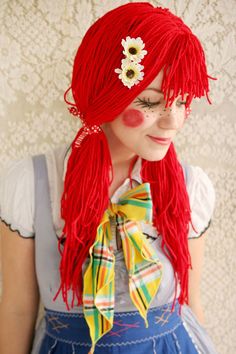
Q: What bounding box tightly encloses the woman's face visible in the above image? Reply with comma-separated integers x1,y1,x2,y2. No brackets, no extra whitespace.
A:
102,71,188,162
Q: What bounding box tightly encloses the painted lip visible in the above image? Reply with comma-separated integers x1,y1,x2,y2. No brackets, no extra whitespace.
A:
148,135,172,145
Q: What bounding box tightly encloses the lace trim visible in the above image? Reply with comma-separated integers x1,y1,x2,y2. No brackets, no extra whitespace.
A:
188,219,212,239
0,216,35,239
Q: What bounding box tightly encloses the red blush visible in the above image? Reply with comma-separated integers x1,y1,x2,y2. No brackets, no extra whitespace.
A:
122,109,144,127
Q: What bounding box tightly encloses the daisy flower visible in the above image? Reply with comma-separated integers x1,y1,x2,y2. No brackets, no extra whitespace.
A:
115,58,144,89
121,36,147,63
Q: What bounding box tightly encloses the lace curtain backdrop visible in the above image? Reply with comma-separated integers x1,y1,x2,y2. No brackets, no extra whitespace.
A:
0,1,235,353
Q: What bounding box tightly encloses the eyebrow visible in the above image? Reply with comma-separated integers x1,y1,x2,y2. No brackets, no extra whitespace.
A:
144,87,163,94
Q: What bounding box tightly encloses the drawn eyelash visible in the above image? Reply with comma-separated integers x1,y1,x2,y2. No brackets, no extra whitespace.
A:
134,97,187,109
134,97,160,109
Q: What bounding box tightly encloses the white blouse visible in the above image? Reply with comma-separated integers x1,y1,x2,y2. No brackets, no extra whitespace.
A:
0,143,215,240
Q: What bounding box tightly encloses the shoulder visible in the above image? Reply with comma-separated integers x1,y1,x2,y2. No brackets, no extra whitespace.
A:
182,163,216,239
0,144,69,238
0,156,35,238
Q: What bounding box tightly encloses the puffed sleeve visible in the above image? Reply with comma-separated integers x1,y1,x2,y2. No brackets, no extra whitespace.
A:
184,165,216,239
0,157,35,238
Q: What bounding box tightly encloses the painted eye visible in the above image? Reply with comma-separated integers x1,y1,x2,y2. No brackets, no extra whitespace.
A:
176,101,187,107
134,97,160,109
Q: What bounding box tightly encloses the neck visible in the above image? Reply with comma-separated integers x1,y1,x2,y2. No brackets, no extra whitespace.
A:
101,124,136,168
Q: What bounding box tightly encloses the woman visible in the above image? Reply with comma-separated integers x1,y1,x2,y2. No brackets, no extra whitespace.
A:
0,2,218,353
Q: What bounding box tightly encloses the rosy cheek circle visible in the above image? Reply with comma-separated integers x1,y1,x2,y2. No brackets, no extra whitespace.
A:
122,109,145,128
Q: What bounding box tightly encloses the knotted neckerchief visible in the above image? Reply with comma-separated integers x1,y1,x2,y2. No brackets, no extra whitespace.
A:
83,183,163,353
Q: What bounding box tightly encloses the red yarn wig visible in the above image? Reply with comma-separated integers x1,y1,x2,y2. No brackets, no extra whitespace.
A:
54,2,215,310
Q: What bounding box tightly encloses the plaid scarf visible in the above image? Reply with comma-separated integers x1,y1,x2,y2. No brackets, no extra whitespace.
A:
83,183,163,353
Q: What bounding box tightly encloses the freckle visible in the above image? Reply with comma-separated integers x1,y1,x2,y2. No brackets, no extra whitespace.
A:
122,109,144,127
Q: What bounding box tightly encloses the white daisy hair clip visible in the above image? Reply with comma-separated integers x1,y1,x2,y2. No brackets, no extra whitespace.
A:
115,36,147,89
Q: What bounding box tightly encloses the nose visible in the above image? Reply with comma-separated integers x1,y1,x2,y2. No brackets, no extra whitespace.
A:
157,105,181,130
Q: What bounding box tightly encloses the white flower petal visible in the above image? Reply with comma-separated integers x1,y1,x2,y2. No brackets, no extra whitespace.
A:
116,36,147,88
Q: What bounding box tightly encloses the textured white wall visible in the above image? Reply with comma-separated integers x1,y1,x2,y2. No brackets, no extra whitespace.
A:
0,1,235,353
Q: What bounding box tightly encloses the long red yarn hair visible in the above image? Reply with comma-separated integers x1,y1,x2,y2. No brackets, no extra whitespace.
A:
54,2,215,310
